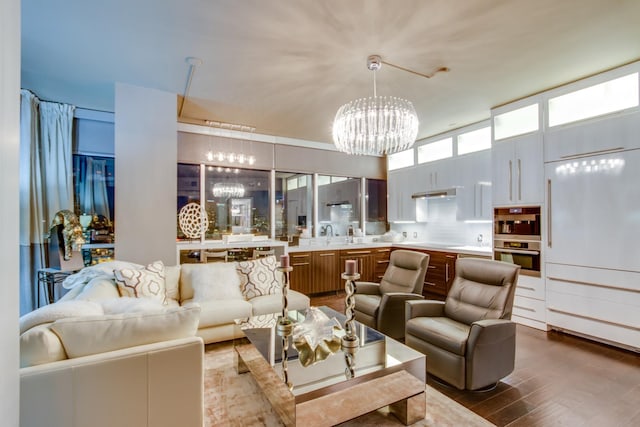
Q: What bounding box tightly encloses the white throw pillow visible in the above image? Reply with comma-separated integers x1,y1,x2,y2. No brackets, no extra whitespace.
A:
164,264,181,302
190,262,243,301
114,260,167,304
19,300,104,335
236,256,283,299
100,297,167,314
50,305,200,358
20,323,67,368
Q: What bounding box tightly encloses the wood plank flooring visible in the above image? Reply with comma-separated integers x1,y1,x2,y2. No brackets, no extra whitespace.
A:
310,292,640,427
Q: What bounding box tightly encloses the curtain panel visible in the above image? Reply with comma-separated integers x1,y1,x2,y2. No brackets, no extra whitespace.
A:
19,90,75,314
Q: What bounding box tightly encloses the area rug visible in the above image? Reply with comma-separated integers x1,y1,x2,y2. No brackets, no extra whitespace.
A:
204,342,495,427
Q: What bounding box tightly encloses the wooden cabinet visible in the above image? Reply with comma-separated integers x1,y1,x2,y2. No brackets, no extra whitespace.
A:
393,248,456,299
373,248,392,281
340,248,375,282
289,252,312,294
311,250,340,293
289,246,391,295
423,251,457,298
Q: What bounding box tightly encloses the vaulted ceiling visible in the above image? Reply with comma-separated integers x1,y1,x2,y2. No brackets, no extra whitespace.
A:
21,0,640,145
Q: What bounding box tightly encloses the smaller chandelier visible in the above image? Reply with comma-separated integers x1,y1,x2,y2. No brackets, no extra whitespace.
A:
212,182,245,199
206,151,256,165
333,55,419,156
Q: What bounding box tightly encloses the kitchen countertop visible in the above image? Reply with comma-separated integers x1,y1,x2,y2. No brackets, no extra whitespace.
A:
288,240,492,257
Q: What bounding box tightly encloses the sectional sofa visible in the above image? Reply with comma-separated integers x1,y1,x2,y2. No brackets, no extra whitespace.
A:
18,256,310,427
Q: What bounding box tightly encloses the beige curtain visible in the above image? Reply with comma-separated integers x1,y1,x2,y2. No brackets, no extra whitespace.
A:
19,90,75,314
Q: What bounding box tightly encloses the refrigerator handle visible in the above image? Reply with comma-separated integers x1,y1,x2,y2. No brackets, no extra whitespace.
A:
508,160,513,201
517,158,522,200
547,179,552,248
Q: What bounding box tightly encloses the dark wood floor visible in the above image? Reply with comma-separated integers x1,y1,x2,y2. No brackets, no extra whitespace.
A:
310,292,640,427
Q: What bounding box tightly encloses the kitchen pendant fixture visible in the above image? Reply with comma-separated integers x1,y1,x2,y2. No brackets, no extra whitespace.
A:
212,182,245,199
333,55,419,156
333,55,448,156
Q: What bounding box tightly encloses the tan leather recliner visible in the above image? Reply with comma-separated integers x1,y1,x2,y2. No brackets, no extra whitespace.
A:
353,250,429,340
405,257,520,390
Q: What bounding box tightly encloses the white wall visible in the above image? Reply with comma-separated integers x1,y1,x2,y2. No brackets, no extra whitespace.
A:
0,0,21,423
115,84,177,265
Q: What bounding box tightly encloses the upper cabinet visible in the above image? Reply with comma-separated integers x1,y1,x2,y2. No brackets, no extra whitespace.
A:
456,149,492,220
491,100,544,206
387,168,417,222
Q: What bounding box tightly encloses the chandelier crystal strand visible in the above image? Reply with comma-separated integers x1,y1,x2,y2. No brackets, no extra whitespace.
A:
333,55,419,156
212,182,245,198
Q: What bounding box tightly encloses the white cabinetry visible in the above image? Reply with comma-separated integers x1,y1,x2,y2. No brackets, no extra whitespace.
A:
456,150,492,221
387,168,417,222
419,158,455,191
492,131,543,206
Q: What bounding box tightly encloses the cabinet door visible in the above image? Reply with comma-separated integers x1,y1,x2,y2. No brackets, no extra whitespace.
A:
387,169,416,222
289,252,312,294
312,250,340,293
457,150,492,220
492,140,516,205
514,133,544,204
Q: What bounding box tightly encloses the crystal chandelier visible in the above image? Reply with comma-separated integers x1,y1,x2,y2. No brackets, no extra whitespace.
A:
205,120,257,165
212,182,245,199
333,55,419,156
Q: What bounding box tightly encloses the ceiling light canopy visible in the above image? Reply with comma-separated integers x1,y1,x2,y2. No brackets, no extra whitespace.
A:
332,55,419,156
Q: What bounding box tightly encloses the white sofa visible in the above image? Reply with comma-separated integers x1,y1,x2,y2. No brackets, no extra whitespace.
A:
20,336,204,427
18,256,310,426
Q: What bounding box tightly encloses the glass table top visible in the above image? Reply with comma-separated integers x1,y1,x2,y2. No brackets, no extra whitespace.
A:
234,306,426,399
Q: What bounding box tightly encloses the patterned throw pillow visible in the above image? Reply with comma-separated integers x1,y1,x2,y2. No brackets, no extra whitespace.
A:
114,261,166,304
236,256,283,299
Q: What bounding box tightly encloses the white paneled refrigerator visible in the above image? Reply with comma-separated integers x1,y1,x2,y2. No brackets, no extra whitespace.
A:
544,147,640,350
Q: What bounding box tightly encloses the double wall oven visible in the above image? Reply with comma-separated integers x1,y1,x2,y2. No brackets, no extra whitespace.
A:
493,206,541,277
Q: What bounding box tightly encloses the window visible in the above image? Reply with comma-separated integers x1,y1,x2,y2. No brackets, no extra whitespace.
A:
365,179,387,235
457,126,491,155
493,103,539,140
548,72,639,127
276,172,313,239
177,163,201,241
417,137,453,164
388,149,414,171
73,154,115,241
204,167,270,239
318,175,361,237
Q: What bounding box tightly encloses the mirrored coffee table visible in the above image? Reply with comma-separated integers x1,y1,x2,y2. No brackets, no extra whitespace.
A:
234,306,426,426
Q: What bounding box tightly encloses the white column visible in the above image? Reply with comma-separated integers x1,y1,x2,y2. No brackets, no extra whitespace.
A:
115,83,178,265
0,0,21,422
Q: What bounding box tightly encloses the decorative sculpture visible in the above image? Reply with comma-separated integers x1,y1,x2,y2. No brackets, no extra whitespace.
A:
276,255,294,389
341,260,360,379
49,210,85,260
178,202,209,239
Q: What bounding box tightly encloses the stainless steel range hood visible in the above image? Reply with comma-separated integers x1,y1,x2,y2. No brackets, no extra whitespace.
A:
411,188,457,199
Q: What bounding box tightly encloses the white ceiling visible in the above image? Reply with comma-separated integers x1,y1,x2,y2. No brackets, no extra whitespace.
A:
21,0,640,145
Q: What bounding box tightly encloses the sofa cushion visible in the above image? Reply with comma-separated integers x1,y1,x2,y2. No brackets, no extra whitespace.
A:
164,264,181,302
353,294,381,317
74,277,120,302
20,323,67,368
184,299,252,328
236,256,283,299
50,305,200,358
19,300,104,334
250,290,310,316
114,260,167,304
406,316,471,356
190,262,243,301
100,297,167,314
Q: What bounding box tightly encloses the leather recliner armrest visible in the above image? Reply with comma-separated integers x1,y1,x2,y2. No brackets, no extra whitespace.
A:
405,299,445,321
354,281,381,295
